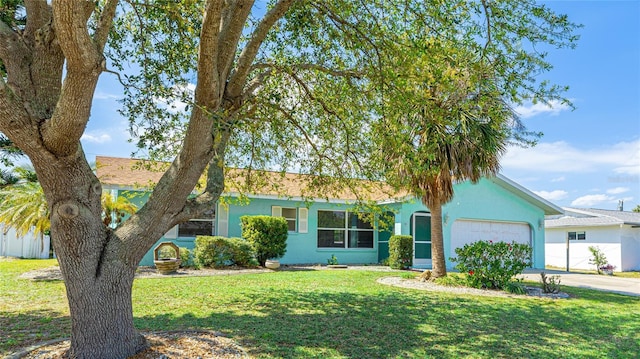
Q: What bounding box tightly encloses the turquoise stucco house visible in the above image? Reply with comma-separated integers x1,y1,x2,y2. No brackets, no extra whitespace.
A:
97,156,562,269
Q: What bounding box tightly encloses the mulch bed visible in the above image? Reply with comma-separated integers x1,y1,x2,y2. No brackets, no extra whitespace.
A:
8,331,248,359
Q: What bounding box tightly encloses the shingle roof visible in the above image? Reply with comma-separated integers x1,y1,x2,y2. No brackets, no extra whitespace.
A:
545,207,640,228
95,156,397,201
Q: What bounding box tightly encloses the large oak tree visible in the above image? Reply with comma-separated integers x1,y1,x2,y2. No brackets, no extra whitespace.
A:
0,1,577,357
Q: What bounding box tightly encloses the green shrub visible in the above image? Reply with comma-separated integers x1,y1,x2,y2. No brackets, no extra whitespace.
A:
450,240,532,290
433,273,467,287
588,246,608,274
193,236,258,268
240,215,288,266
157,245,178,259
540,271,561,294
388,235,413,269
179,247,196,268
327,254,339,265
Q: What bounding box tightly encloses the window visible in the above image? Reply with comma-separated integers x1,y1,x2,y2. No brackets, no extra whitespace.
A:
178,219,214,237
282,208,297,231
317,210,374,249
568,231,586,240
272,206,308,233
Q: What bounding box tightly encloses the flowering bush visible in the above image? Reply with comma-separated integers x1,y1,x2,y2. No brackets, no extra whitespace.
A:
599,263,616,272
450,240,532,290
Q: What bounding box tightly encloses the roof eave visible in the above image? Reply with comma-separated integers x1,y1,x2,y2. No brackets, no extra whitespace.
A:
490,174,564,215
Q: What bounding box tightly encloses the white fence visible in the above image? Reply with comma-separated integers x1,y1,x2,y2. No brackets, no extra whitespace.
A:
0,226,50,259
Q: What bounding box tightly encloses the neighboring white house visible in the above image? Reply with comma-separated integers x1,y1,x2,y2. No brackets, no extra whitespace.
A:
0,225,50,259
545,208,640,272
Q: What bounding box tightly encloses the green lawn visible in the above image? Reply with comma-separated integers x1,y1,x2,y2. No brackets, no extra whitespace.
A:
2,258,639,358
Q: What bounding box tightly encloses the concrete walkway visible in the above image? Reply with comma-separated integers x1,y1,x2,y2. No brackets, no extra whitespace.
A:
521,269,640,297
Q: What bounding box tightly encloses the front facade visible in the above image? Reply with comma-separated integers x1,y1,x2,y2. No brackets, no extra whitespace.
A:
97,156,561,269
545,208,640,272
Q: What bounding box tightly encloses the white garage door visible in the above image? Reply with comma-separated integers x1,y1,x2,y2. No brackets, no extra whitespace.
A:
451,220,531,254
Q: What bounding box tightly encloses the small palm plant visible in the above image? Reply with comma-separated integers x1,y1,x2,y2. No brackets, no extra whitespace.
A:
101,193,138,227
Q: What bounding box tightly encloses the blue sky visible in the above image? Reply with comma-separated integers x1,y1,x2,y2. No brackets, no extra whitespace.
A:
81,1,640,211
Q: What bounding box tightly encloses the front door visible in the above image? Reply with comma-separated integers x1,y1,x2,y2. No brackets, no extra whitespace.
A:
413,213,432,267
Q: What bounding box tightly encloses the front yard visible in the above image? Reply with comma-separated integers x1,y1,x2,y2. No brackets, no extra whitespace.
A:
1,258,638,358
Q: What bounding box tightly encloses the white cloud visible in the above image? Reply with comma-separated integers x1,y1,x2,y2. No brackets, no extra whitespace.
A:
154,83,196,114
502,139,640,174
551,176,565,182
606,187,629,194
533,190,568,201
81,132,112,144
94,91,120,100
570,194,614,207
514,99,571,119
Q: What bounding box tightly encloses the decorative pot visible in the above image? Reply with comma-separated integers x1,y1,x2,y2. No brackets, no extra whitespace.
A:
265,260,280,269
153,242,181,274
154,258,181,274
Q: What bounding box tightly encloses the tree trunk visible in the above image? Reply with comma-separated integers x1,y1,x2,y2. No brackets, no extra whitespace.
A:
34,152,150,358
430,201,447,278
60,255,147,358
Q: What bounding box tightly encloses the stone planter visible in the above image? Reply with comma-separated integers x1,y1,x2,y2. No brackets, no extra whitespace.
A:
265,260,280,269
154,242,181,275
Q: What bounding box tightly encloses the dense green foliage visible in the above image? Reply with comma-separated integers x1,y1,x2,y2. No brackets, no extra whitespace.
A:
451,240,532,290
2,259,639,358
178,247,195,268
240,216,288,266
193,236,258,268
388,235,413,269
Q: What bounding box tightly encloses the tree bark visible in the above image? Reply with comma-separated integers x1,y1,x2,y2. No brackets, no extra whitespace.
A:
430,201,447,278
60,252,146,358
0,1,292,357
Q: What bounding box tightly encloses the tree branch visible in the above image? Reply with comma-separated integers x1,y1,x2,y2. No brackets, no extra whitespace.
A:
216,0,253,82
93,0,120,53
193,0,223,107
52,0,102,70
252,63,364,79
226,0,294,98
23,0,52,41
42,1,105,156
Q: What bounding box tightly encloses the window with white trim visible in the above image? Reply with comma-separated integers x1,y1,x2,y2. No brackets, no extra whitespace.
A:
568,231,586,240
272,206,308,233
317,210,374,248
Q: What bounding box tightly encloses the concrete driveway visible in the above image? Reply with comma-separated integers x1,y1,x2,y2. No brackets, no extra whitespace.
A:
522,269,640,297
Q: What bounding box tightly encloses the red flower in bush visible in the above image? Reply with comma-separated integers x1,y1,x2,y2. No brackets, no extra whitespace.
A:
468,270,474,276
489,240,493,244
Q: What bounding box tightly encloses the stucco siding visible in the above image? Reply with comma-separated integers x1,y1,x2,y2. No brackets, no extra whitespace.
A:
621,226,640,271
397,178,546,269
545,226,622,271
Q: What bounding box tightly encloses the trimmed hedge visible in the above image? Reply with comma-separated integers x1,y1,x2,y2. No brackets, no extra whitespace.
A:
240,215,288,266
193,236,258,268
389,235,413,269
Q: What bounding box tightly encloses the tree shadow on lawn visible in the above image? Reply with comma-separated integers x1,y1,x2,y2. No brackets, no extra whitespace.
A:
0,309,70,355
134,287,639,359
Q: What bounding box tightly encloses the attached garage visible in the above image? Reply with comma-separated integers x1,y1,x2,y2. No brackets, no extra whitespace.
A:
450,220,532,255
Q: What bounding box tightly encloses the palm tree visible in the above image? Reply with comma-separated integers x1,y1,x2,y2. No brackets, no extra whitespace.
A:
102,193,138,227
0,180,50,253
0,169,137,252
376,40,516,278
